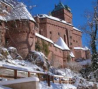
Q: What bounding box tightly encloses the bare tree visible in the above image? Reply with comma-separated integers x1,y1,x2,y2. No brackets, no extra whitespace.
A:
81,0,98,71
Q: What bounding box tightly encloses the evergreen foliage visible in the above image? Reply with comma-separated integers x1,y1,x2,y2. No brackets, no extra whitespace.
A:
82,0,98,71
35,40,50,56
67,55,71,62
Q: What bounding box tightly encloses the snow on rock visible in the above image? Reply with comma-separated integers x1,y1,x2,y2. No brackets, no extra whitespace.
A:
89,69,98,82
0,59,43,73
73,76,94,89
0,54,5,61
49,68,74,79
8,47,23,60
0,47,12,60
27,50,50,70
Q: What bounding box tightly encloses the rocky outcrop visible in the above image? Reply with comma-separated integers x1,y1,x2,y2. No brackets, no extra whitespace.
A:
8,47,23,60
0,47,23,61
0,47,12,60
26,51,50,70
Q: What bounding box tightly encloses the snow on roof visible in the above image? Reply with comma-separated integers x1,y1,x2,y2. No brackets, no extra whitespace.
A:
36,33,70,50
35,33,53,43
73,27,81,32
74,47,84,50
0,0,13,8
0,77,39,85
84,46,90,50
56,37,70,50
54,44,64,50
70,52,75,58
74,47,90,51
6,3,35,22
3,0,18,7
36,14,72,26
0,85,12,89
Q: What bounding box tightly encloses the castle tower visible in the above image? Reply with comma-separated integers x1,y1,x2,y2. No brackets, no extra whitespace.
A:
4,3,36,58
51,2,72,23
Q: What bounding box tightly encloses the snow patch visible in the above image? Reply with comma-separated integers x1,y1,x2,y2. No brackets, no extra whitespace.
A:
0,77,39,85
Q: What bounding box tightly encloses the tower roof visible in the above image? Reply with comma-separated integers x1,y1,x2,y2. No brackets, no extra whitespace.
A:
1,0,18,7
56,37,70,50
52,2,71,12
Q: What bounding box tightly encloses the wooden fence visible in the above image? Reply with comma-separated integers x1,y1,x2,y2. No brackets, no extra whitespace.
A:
0,66,73,86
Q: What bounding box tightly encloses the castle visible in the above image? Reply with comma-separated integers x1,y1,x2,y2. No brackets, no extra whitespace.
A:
0,0,91,67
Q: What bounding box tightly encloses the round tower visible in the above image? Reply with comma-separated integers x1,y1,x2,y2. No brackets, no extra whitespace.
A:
5,3,36,58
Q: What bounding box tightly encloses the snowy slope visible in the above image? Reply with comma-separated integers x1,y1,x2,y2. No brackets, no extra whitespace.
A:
39,81,77,89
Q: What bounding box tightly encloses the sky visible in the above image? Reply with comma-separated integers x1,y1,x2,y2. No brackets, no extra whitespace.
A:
20,0,96,47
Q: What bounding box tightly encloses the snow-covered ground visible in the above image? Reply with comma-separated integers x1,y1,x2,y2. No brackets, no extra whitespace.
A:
0,47,97,89
0,59,97,89
39,81,77,89
0,59,43,73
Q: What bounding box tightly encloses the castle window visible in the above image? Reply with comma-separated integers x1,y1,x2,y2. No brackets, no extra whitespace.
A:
5,6,7,9
70,42,72,45
70,36,72,39
58,32,60,36
5,38,9,46
55,48,57,51
41,18,44,20
73,40,75,42
64,34,66,43
0,22,2,26
70,47,72,50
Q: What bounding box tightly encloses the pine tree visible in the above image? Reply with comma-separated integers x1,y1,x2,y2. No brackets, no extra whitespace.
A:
91,0,98,71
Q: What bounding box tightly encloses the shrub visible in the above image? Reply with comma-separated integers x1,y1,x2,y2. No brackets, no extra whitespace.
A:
66,61,82,73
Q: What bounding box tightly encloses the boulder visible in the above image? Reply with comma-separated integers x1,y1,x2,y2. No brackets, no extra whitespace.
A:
0,47,12,60
0,54,6,61
8,47,23,60
26,51,50,70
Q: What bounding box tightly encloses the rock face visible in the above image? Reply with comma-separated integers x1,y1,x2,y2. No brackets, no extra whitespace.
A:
26,51,50,70
0,54,5,60
0,47,12,60
8,47,23,60
0,47,23,61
